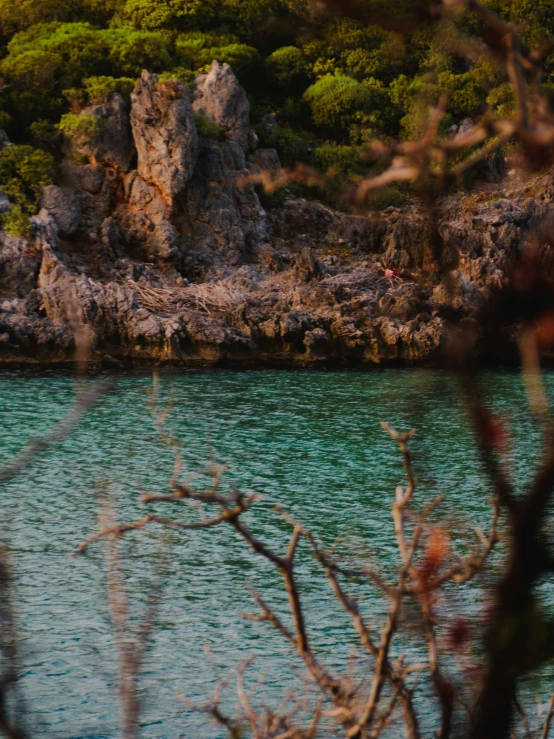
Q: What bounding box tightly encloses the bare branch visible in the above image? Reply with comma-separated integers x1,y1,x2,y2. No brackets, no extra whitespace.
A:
540,692,554,739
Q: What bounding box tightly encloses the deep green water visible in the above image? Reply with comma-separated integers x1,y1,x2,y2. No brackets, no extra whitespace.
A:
0,368,552,738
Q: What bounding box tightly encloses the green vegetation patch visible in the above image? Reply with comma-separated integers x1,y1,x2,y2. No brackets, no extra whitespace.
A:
0,144,54,235
193,113,221,139
0,0,553,206
57,112,103,140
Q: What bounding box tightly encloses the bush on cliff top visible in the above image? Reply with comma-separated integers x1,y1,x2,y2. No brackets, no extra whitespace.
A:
57,111,104,140
0,0,552,181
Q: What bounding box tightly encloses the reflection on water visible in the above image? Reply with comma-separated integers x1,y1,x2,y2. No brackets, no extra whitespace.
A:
0,368,551,737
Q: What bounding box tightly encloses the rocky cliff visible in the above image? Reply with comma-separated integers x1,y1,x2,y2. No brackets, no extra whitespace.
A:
0,61,552,367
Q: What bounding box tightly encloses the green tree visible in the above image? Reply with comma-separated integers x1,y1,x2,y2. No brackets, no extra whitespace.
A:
0,0,82,38
112,0,216,32
303,74,390,139
266,46,307,88
105,30,174,75
82,75,136,103
301,18,405,84
175,32,259,77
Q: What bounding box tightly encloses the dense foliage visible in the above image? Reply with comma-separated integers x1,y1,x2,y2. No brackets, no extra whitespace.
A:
0,0,553,185
0,144,54,234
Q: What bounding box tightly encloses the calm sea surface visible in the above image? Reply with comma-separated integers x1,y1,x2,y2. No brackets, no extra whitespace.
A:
0,368,552,737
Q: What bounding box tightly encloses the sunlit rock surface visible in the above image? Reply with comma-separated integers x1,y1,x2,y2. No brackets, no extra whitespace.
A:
0,65,550,367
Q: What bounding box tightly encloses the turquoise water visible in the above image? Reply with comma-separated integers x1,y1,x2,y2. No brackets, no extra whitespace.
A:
0,369,551,737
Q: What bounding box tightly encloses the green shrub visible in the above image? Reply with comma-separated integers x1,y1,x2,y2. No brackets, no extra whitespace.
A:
0,22,111,126
83,75,136,103
303,75,378,135
0,205,32,237
266,46,306,86
175,32,260,82
105,30,173,75
217,0,307,45
113,0,215,32
0,111,12,131
439,71,486,120
0,144,53,217
194,113,221,139
486,83,515,118
28,119,61,153
0,0,551,168
367,185,404,211
301,18,404,85
315,142,362,176
3,23,108,91
0,23,174,127
262,125,313,167
0,0,81,38
58,112,103,140
157,68,196,86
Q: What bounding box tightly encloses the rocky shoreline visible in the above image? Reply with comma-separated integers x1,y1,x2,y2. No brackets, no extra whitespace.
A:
1,62,552,368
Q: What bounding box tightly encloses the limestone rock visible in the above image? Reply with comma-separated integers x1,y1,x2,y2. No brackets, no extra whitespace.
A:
180,138,270,272
119,172,179,261
193,61,257,153
457,118,475,137
251,148,281,172
0,232,42,297
222,141,246,171
130,71,198,201
3,81,554,368
294,248,322,282
40,186,81,237
0,131,12,214
0,129,12,152
304,327,331,358
60,160,105,195
432,271,485,314
69,94,134,171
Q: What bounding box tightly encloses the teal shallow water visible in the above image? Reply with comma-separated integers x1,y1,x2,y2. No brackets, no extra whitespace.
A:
0,368,552,737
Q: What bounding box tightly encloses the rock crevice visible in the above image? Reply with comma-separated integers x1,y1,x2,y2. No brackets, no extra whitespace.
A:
0,66,550,367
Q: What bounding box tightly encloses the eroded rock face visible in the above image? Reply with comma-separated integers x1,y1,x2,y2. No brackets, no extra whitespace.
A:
60,161,105,195
251,148,281,172
0,130,12,214
0,232,42,297
179,138,270,273
118,171,179,261
1,66,551,368
193,61,257,153
0,129,11,152
70,94,134,171
40,186,81,237
130,71,198,201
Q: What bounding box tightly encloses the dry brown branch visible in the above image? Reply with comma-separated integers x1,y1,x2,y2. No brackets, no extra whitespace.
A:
349,580,406,738
100,505,164,739
539,692,554,739
128,279,249,316
78,405,508,739
285,506,420,739
240,587,297,647
178,659,321,739
0,551,26,739
74,509,244,554
177,682,243,739
234,0,554,217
